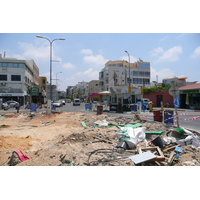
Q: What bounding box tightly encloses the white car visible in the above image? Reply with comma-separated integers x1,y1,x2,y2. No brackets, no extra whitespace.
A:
52,100,63,107
5,101,19,108
60,99,66,105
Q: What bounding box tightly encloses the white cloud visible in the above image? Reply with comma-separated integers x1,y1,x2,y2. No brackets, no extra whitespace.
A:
151,67,175,82
150,46,183,62
76,68,99,79
191,46,200,58
120,55,138,63
149,47,164,57
62,62,76,69
13,42,61,63
80,49,93,55
83,54,108,67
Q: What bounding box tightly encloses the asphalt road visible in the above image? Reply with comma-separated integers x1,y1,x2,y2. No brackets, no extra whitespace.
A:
0,103,199,132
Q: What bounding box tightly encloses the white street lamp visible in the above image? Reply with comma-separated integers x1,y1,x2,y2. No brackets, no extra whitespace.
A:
36,35,65,100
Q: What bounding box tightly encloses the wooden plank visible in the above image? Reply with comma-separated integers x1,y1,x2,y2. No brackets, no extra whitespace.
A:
163,145,181,152
167,152,175,165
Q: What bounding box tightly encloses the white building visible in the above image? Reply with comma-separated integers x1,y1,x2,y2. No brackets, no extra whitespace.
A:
0,54,39,105
99,60,150,108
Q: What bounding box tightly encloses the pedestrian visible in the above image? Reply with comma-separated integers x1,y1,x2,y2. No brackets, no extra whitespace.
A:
25,101,30,109
16,103,20,113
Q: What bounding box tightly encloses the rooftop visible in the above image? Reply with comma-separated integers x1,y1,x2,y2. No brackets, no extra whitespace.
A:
179,83,200,90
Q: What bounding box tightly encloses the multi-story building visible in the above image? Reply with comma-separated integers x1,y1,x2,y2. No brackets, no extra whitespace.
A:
88,80,100,94
99,60,150,107
73,81,88,101
66,86,73,98
163,76,187,87
87,80,100,102
39,77,47,103
0,54,39,105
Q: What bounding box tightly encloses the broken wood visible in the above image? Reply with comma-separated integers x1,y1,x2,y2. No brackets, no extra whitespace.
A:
92,138,113,144
138,147,165,162
167,152,175,165
163,145,181,152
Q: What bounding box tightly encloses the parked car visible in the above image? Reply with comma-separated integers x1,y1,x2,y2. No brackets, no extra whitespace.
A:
2,102,9,110
66,99,71,103
73,99,81,106
5,101,19,108
52,100,63,107
60,99,66,105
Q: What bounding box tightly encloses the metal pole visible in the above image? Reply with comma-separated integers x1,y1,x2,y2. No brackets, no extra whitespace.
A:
36,35,65,102
125,50,131,88
50,41,53,101
128,54,130,88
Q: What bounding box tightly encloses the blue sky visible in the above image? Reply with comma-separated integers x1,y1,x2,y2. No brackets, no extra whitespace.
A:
1,1,200,91
0,33,199,91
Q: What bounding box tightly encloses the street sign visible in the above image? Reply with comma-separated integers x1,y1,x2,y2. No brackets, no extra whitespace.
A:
30,87,39,96
174,98,179,108
169,83,179,97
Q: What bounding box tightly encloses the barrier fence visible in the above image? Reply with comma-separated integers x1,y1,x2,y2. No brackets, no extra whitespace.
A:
140,112,200,123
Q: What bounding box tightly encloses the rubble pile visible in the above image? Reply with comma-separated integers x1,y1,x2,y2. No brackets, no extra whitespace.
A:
0,111,200,166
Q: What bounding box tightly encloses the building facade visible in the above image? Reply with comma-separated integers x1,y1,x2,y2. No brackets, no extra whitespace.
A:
99,60,150,109
99,60,150,91
0,54,39,105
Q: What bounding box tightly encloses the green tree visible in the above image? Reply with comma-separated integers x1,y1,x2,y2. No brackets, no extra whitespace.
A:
93,96,100,101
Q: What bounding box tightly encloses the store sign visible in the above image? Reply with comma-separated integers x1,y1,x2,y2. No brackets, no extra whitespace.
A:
30,87,39,96
1,94,12,96
182,89,199,94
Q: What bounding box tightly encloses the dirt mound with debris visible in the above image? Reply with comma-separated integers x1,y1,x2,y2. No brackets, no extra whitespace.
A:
0,111,200,166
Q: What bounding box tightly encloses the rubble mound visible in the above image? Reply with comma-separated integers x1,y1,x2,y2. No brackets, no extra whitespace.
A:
0,111,200,166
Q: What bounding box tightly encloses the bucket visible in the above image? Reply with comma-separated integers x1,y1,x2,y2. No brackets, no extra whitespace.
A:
151,136,164,148
97,105,103,115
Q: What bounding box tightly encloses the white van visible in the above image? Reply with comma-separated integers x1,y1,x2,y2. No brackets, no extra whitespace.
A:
73,99,81,106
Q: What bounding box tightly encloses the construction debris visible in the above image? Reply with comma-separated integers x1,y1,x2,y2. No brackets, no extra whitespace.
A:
0,111,200,166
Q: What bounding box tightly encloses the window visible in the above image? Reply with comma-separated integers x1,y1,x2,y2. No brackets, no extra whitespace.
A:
138,63,150,68
133,78,143,84
0,74,7,81
13,63,18,67
19,63,25,67
3,63,7,67
8,63,14,67
133,71,138,76
127,78,132,83
143,78,150,84
11,75,21,81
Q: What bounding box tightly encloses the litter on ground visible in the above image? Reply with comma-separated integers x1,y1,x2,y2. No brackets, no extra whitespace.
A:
0,111,200,166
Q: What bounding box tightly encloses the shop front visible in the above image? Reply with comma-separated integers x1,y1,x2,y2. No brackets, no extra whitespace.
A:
179,83,200,109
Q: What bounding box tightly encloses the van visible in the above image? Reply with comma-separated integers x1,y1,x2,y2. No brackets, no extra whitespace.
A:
73,99,80,106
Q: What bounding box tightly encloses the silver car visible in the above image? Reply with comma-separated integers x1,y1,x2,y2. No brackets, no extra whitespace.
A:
73,99,80,106
52,100,63,107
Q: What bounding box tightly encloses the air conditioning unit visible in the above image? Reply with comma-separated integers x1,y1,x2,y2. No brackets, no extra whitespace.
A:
1,83,6,86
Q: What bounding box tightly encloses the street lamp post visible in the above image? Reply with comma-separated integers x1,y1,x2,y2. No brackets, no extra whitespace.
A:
56,71,62,88
36,35,65,101
125,50,131,92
